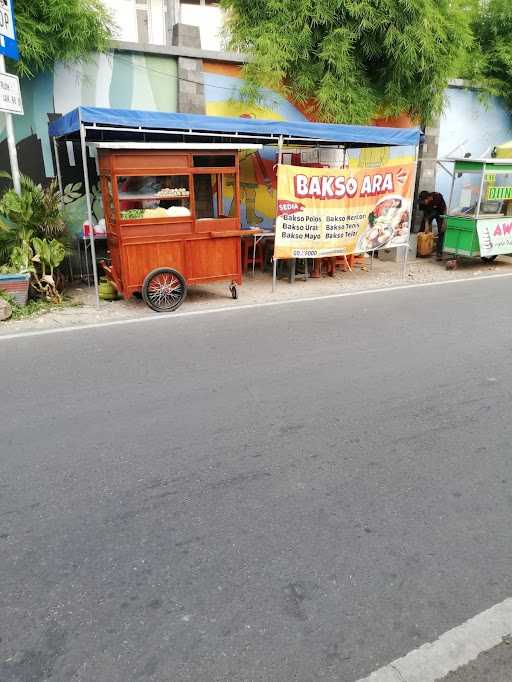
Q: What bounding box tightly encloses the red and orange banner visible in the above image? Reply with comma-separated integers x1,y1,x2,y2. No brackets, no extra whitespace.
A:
273,162,415,259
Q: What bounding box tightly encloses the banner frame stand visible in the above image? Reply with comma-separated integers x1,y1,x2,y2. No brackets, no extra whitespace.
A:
403,144,420,280
401,243,408,280
272,135,284,292
272,140,420,292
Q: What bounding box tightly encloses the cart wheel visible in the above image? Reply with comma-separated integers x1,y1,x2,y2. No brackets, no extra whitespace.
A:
230,284,238,300
481,255,498,263
142,267,187,312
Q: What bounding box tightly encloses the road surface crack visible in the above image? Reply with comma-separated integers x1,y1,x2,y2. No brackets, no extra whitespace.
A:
390,663,407,681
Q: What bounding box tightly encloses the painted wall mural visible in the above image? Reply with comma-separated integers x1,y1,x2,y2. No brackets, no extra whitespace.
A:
204,62,416,230
0,52,178,235
3,50,507,240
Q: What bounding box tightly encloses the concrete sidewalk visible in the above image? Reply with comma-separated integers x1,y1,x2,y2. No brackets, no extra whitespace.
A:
1,253,511,336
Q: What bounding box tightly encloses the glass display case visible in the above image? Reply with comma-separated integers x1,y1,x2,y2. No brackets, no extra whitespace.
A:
117,175,191,220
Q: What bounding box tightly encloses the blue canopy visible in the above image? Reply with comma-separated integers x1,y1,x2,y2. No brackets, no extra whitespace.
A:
48,106,420,147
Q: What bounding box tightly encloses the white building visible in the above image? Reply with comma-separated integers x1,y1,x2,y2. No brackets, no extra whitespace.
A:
102,0,226,51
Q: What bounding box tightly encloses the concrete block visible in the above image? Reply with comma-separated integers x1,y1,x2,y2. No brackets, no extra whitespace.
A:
172,23,201,49
179,79,198,95
425,126,439,136
0,298,12,320
179,68,204,85
179,57,201,71
179,93,205,114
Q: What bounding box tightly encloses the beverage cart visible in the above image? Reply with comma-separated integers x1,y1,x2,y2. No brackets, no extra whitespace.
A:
96,143,259,311
443,157,512,262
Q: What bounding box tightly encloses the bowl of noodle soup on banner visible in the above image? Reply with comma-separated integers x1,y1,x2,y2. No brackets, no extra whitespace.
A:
356,195,411,252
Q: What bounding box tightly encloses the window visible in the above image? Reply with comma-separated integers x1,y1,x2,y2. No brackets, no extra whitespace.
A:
179,0,225,51
117,175,191,220
193,155,235,168
136,0,168,45
480,170,512,217
194,173,235,219
136,0,149,43
448,171,483,218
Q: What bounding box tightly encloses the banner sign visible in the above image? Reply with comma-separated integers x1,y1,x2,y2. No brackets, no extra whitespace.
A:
0,71,22,114
0,0,19,61
487,185,512,201
477,217,512,257
274,162,415,259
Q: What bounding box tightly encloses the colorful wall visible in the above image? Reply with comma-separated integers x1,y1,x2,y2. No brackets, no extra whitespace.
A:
4,53,500,238
0,52,179,234
203,62,416,229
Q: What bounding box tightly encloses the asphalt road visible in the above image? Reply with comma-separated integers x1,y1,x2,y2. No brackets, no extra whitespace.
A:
2,278,512,682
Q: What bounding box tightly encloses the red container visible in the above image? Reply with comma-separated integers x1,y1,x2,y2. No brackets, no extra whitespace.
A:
0,273,31,305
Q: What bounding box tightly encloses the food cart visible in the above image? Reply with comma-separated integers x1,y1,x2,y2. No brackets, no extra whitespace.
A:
95,143,260,311
443,158,512,261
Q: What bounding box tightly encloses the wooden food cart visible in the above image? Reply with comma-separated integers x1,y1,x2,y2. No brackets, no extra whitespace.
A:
443,157,512,262
97,143,258,311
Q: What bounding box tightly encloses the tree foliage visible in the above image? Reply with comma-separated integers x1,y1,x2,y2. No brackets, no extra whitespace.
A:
221,0,473,124
466,0,512,110
13,0,113,78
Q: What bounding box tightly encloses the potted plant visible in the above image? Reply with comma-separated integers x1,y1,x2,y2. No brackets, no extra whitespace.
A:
0,228,32,306
0,175,67,306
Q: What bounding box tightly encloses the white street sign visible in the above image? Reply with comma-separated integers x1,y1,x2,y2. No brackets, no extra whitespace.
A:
0,0,15,41
0,70,22,114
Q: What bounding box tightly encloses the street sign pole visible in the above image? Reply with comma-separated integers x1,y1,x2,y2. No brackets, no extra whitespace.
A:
0,0,21,195
0,53,20,194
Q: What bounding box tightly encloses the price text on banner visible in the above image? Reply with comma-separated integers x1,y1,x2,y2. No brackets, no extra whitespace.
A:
274,162,415,259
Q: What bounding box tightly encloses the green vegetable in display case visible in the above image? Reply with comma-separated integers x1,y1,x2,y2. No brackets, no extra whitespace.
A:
121,208,145,220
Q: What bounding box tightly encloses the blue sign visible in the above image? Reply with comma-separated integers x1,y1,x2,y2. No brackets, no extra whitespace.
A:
0,36,19,61
0,0,18,61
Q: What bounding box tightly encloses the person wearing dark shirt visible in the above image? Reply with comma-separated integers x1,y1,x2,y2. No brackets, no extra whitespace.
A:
419,191,447,260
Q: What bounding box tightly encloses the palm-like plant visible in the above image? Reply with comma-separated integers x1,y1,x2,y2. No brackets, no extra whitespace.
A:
0,175,66,240
0,174,69,300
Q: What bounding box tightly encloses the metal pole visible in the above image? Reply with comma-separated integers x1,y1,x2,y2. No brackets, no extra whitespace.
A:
447,164,456,213
52,137,73,280
402,243,408,280
0,55,20,194
476,162,486,219
400,143,422,268
80,124,100,307
273,135,284,293
53,138,65,210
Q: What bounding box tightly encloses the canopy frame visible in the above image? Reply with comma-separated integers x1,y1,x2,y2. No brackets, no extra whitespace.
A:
49,107,421,307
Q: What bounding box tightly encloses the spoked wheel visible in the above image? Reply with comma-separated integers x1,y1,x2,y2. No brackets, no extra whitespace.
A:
142,267,187,312
229,283,238,300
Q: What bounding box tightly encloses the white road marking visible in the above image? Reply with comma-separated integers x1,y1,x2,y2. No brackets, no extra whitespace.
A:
1,271,512,343
357,597,512,682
